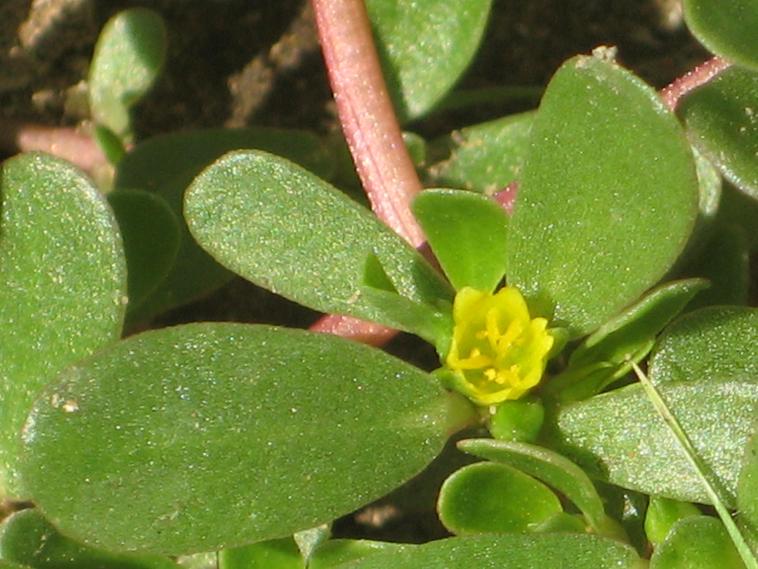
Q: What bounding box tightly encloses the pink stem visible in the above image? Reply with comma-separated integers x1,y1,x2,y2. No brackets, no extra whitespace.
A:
309,314,398,346
309,0,429,343
660,56,731,111
310,0,425,247
0,120,106,173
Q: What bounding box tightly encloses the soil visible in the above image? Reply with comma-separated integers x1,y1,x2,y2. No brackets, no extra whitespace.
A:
1,0,708,133
0,0,725,547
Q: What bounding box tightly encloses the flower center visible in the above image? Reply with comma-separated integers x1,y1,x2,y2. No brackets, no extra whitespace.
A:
444,287,554,405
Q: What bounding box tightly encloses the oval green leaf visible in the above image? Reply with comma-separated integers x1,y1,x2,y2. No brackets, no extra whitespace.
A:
89,8,167,140
0,509,179,569
649,306,758,385
114,128,332,323
330,533,642,569
107,189,180,312
427,111,534,193
548,380,758,506
650,515,744,569
489,398,545,443
508,55,698,335
20,323,450,555
679,66,758,199
366,0,492,121
438,462,562,535
458,439,622,539
683,0,758,70
0,153,126,498
185,151,451,325
644,496,701,546
413,189,509,292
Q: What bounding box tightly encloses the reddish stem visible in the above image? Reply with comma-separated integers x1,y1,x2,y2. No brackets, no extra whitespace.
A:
309,314,398,346
0,119,105,173
310,0,425,247
309,0,429,343
660,56,731,111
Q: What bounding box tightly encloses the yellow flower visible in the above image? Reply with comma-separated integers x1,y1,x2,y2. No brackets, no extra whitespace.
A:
445,286,554,405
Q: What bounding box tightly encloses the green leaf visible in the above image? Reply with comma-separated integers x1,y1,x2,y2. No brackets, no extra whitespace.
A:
718,183,758,252
633,348,757,567
114,127,332,324
533,512,588,534
571,279,707,370
649,306,758,385
366,0,492,121
548,379,758,506
694,147,723,224
0,509,179,569
427,111,534,193
438,462,562,535
489,398,545,443
547,279,707,401
435,85,542,115
327,534,642,568
0,153,126,498
413,189,509,292
185,151,451,326
362,253,397,292
508,55,698,335
93,124,126,165
683,0,758,70
357,286,451,349
107,189,180,312
88,8,167,140
644,496,701,546
679,67,758,199
219,538,303,569
309,540,407,569
402,132,427,167
738,427,758,553
650,516,745,569
20,323,451,555
682,148,722,257
458,439,623,539
683,224,749,309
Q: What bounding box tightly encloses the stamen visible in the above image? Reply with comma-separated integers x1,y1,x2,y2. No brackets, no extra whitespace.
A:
485,308,501,350
497,319,523,351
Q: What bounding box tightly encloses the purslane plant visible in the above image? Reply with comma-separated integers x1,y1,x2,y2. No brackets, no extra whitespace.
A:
0,2,757,569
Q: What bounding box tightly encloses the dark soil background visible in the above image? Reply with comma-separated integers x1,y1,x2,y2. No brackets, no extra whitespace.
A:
1,1,707,137
0,0,721,545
